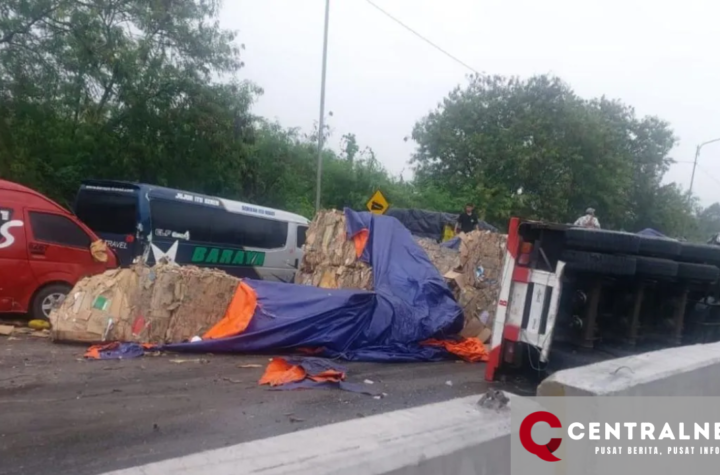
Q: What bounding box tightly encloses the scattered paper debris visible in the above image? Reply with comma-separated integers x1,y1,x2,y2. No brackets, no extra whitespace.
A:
0,325,14,336
28,319,50,330
238,364,262,368
363,379,374,385
445,380,453,387
169,358,210,364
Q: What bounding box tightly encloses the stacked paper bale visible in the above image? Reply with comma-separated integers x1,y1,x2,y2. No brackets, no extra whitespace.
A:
293,210,507,342
294,210,373,290
415,237,461,275
449,231,508,340
50,263,239,344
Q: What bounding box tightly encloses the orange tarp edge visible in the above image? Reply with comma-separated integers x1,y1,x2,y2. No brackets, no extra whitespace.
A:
259,358,307,386
203,281,258,340
352,229,369,258
422,337,489,363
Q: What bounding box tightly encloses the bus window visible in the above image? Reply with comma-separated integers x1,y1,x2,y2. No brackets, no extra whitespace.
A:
149,199,214,243
75,190,137,236
212,211,288,249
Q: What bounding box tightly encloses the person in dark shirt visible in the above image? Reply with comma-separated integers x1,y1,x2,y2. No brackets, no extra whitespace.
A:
455,203,479,234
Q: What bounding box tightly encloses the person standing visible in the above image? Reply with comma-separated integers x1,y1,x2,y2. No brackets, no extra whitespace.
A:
455,203,480,234
573,208,601,228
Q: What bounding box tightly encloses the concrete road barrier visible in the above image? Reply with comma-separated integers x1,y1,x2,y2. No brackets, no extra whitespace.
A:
538,341,720,396
102,394,516,475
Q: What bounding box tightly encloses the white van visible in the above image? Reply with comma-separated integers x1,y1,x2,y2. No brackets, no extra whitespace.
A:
74,180,309,282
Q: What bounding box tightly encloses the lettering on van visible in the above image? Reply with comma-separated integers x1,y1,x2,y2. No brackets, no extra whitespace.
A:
174,192,220,207
105,240,128,250
191,246,266,267
0,208,23,250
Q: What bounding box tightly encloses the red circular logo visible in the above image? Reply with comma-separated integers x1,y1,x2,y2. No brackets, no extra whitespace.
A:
520,411,563,462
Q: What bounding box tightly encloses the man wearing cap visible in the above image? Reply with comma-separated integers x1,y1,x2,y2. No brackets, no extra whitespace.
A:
574,208,601,228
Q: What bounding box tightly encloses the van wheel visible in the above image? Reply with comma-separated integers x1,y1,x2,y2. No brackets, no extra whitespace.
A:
31,284,71,320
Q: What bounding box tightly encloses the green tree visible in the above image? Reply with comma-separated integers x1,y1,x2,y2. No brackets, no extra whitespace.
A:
411,73,687,234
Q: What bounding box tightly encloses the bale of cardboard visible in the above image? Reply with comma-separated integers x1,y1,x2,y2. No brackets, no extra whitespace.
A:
49,263,239,344
294,210,373,290
294,209,507,343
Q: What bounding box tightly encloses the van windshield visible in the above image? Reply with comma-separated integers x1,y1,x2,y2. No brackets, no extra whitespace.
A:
75,189,138,236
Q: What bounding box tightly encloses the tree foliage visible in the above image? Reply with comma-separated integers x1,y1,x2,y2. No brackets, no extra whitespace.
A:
412,74,697,237
0,2,709,239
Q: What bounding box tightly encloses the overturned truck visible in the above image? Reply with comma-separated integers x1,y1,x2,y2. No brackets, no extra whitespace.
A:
485,218,720,381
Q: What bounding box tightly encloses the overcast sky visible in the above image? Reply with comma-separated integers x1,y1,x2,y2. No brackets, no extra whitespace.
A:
221,0,720,207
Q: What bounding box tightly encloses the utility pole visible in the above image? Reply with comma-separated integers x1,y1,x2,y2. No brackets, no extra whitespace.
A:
690,137,720,196
314,0,331,213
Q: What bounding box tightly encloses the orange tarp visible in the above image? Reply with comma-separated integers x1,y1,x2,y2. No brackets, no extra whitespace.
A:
259,358,307,386
203,281,258,340
259,357,347,386
352,229,369,258
422,337,489,363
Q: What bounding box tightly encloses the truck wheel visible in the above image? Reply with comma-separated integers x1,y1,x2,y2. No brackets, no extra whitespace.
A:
637,236,682,259
561,250,636,276
31,284,71,321
565,228,640,254
635,256,678,279
679,242,720,265
676,263,720,283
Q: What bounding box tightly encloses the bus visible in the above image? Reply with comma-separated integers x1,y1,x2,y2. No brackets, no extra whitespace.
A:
74,180,309,282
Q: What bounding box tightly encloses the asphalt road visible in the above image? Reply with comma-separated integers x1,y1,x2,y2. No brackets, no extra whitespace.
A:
0,336,531,475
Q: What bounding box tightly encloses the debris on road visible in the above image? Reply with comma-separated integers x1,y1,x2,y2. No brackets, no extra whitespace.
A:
28,319,50,331
237,363,262,369
85,342,147,360
477,389,510,410
169,358,210,364
48,208,490,365
0,324,13,336
260,357,381,396
296,209,505,345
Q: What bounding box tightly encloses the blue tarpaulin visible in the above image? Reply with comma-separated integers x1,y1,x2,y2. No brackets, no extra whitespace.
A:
164,209,465,362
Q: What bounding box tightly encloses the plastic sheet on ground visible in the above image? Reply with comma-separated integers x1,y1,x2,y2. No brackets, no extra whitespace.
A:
84,342,148,360
259,356,380,395
165,208,471,362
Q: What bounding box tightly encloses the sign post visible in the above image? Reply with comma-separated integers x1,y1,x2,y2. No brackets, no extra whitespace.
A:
366,190,389,215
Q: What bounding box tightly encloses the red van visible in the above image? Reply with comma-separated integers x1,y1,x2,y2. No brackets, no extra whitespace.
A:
0,180,118,319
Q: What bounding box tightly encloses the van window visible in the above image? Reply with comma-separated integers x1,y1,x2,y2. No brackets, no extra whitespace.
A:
150,199,214,243
150,198,288,249
75,190,137,235
29,212,91,248
297,225,308,248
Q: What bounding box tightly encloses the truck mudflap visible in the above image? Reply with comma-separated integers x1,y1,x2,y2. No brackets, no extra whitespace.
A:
484,217,565,381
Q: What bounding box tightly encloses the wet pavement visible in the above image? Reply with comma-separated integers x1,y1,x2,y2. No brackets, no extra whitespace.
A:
0,336,529,475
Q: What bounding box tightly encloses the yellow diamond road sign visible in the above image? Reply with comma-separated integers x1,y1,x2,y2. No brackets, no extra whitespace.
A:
366,190,389,215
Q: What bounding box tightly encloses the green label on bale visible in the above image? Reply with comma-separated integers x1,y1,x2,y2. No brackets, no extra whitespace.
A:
191,246,265,267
